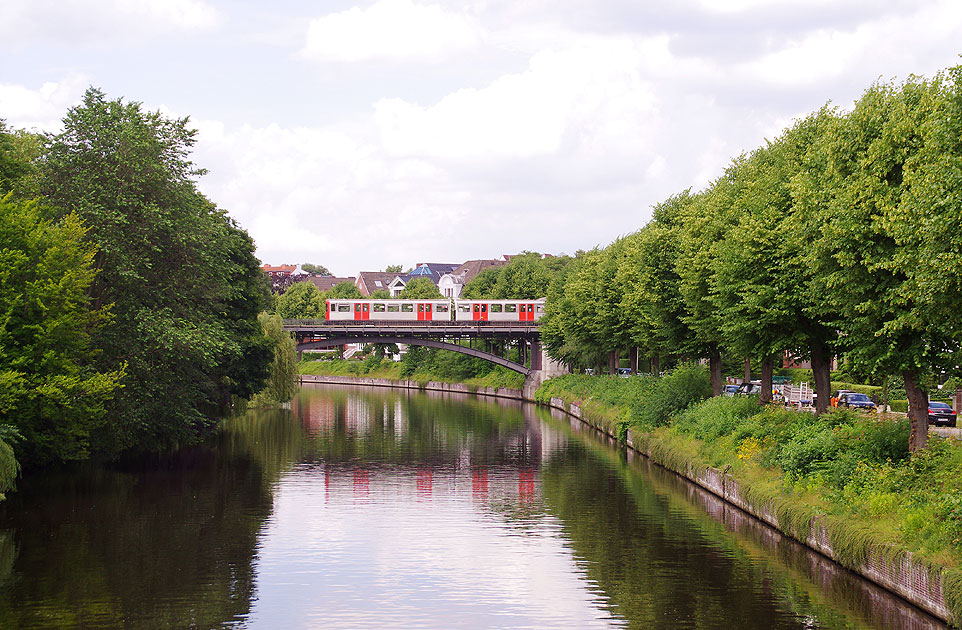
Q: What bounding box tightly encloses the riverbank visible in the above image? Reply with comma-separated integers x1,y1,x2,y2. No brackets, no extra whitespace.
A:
298,371,959,625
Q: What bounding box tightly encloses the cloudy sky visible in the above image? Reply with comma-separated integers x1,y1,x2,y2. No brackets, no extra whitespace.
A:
2,0,960,276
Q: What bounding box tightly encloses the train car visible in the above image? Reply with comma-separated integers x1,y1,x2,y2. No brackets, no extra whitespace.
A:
326,299,453,321
453,299,545,323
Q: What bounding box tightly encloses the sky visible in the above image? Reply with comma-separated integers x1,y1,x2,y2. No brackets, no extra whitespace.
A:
2,0,961,277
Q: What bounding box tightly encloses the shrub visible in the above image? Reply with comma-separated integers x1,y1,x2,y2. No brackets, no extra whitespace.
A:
635,363,712,429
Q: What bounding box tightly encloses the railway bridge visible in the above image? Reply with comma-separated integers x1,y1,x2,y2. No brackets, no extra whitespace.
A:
282,319,550,376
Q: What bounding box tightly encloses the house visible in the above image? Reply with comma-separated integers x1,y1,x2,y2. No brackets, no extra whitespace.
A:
437,259,507,298
262,264,309,293
355,272,399,296
310,276,357,292
387,263,460,296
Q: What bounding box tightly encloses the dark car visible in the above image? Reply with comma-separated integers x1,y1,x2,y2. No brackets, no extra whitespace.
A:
735,382,762,396
723,384,739,397
928,401,957,427
838,392,876,411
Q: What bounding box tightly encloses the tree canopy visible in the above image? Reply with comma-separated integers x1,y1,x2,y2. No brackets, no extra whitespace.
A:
36,88,273,456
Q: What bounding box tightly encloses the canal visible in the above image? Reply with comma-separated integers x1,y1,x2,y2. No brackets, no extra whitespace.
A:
0,385,946,629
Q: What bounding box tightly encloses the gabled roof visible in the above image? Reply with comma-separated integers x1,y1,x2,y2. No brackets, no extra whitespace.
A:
356,271,400,295
310,276,357,292
446,259,507,285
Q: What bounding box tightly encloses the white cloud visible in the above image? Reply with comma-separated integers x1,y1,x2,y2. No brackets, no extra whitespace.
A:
373,37,658,160
0,0,218,45
0,76,89,131
302,0,483,63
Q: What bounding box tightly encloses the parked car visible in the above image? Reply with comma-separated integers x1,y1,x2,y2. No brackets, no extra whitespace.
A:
928,401,957,427
723,384,739,397
617,367,632,378
735,382,762,397
838,392,876,411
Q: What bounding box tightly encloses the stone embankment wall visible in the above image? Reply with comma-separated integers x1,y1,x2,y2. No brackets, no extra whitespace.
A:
300,374,951,624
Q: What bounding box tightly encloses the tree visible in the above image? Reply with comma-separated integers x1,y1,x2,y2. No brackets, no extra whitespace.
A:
301,263,330,276
399,278,442,299
38,88,272,456
803,75,947,450
248,313,298,406
461,267,501,298
385,264,403,273
327,281,362,299
0,196,124,465
0,122,41,198
275,280,325,319
370,289,390,299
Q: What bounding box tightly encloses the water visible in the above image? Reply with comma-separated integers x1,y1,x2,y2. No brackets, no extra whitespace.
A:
0,385,946,629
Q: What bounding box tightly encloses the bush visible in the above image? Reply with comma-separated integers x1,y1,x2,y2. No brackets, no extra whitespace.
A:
673,395,765,441
635,363,712,429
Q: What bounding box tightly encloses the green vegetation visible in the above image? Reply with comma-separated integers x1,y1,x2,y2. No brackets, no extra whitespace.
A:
536,365,962,617
247,313,298,407
462,251,572,300
300,263,330,275
0,90,280,491
398,277,442,299
300,347,526,390
0,196,124,466
274,279,361,319
541,63,962,451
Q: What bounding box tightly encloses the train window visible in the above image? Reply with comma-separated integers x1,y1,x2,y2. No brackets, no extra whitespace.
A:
504,304,517,313
435,303,449,313
373,303,385,312
458,304,470,313
490,304,502,313
536,305,544,313
337,304,351,312
401,304,414,312
387,304,400,312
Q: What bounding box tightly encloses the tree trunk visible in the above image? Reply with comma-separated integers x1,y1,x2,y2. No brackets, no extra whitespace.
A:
904,371,929,452
651,354,660,376
744,357,752,383
709,346,723,396
759,357,774,404
811,341,831,415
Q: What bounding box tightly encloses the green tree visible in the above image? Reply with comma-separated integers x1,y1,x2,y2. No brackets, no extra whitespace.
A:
38,88,272,456
275,280,325,319
301,263,330,275
327,281,362,299
0,196,124,465
461,267,500,298
0,122,41,198
385,264,403,273
803,75,947,450
248,313,298,406
399,278,442,299
370,289,390,299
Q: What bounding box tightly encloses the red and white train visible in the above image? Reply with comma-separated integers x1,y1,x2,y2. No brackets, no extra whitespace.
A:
326,298,545,322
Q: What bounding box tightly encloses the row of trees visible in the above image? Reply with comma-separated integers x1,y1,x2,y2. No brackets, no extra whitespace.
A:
541,64,962,451
0,89,277,474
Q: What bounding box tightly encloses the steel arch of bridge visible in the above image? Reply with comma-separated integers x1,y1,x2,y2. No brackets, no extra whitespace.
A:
296,336,531,375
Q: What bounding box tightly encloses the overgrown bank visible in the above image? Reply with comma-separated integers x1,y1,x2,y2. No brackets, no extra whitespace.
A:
298,347,526,390
534,367,962,624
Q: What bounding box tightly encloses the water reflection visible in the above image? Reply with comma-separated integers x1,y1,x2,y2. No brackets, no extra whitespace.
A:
0,385,947,629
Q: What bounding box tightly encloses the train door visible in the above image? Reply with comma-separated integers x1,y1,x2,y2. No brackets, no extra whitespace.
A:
354,302,370,321
417,303,433,321
525,303,534,321
518,303,531,322
472,303,488,322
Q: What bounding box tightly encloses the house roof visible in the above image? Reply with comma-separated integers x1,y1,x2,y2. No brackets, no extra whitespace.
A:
262,264,297,274
447,259,507,285
309,276,357,292
355,271,400,295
